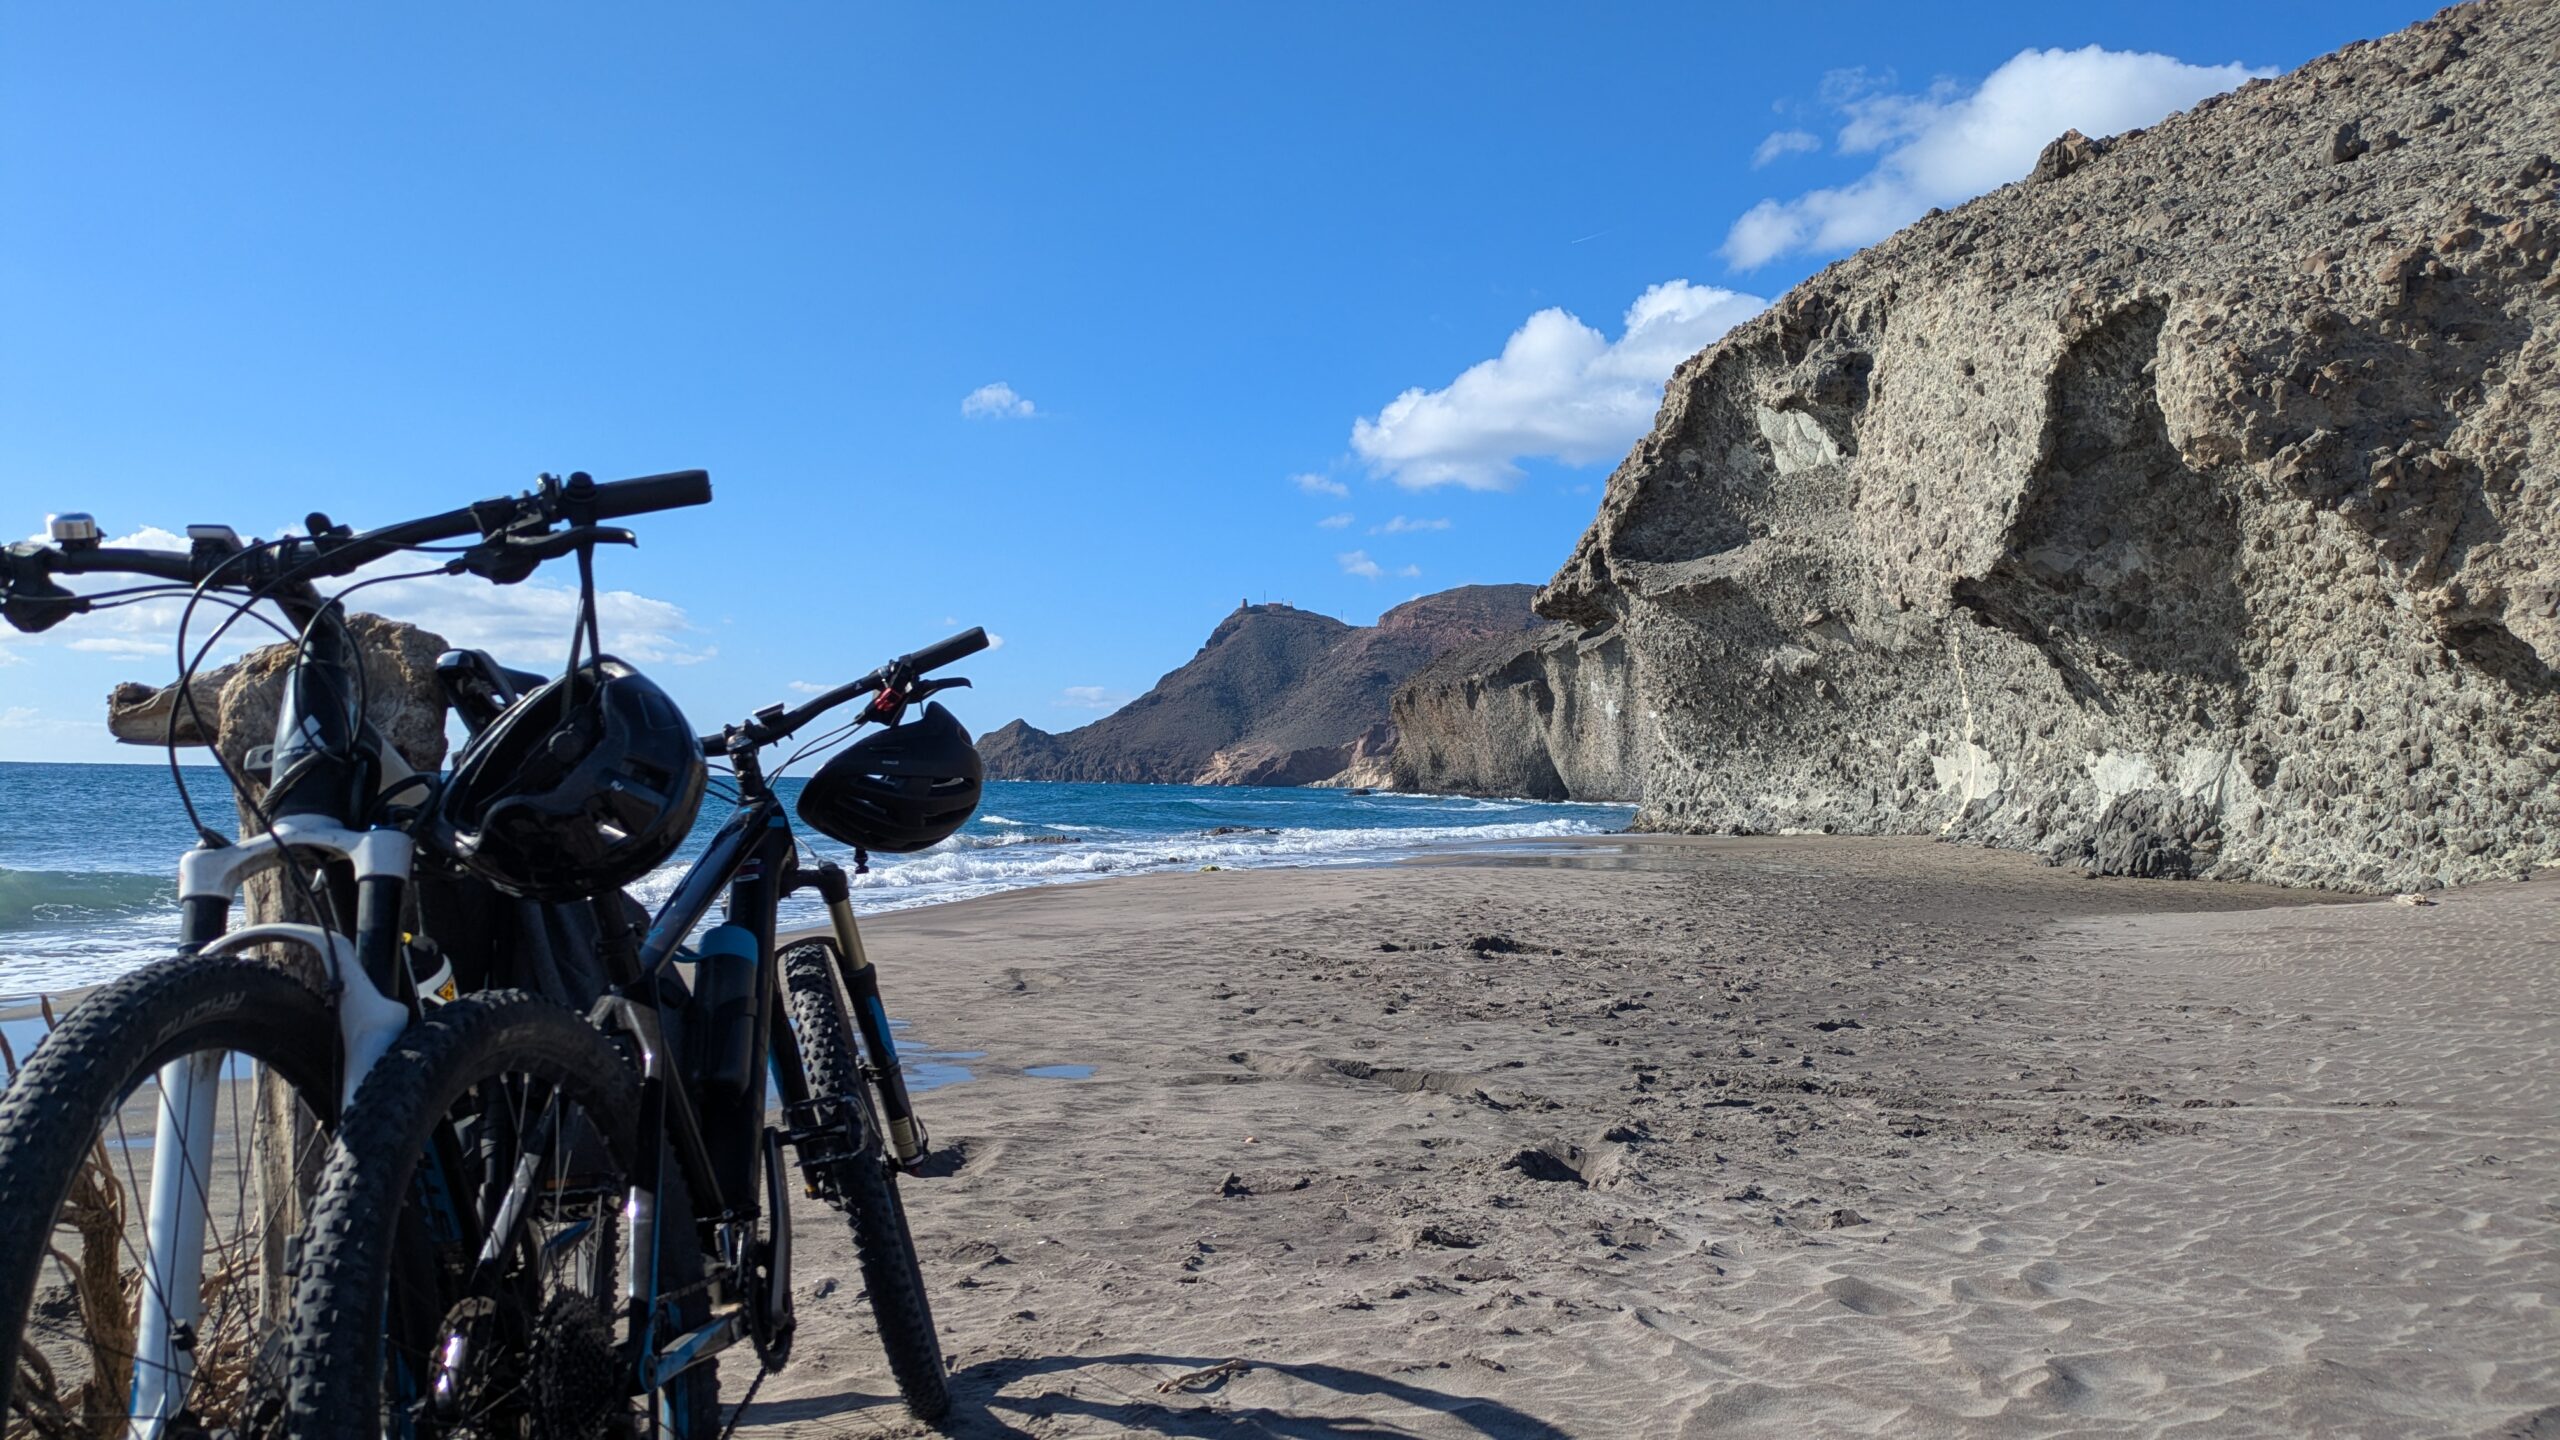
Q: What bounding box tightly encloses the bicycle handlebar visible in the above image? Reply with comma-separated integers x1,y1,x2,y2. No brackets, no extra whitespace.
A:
584,469,714,522
710,625,988,754
899,626,990,678
1,469,714,632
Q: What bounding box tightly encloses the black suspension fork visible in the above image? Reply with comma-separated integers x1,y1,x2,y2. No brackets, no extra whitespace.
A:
807,862,925,1166
354,871,408,1003
177,855,229,952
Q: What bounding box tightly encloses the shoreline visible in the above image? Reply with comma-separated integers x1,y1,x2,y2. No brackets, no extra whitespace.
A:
0,828,2436,1018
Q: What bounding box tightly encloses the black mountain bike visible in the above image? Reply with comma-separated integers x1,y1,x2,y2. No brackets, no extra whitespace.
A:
282,628,988,1436
0,469,713,1438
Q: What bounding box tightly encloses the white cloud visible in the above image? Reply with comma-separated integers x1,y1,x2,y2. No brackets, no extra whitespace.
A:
960,381,1036,420
1371,516,1450,535
65,636,167,659
359,572,713,668
1316,513,1354,530
1723,46,2270,268
1056,685,1131,712
1338,550,1383,579
1396,563,1421,578
1293,473,1349,498
1752,129,1822,166
983,632,1006,651
1349,279,1767,490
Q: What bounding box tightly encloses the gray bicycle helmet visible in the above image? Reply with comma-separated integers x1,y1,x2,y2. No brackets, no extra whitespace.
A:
797,702,982,853
439,656,707,900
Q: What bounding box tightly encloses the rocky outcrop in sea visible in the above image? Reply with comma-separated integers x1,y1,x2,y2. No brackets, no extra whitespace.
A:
1404,0,2558,890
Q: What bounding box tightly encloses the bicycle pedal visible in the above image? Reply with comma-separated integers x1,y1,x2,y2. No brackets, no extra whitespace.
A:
779,1097,863,1200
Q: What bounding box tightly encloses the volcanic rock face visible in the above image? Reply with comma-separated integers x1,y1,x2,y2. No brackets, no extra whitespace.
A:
1391,624,1644,802
979,586,1540,786
1518,0,2558,889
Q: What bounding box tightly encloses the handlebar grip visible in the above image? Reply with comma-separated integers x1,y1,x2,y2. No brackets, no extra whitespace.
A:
587,470,713,521
901,626,988,675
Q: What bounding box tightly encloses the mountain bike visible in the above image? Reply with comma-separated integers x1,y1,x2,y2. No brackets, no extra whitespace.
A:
0,469,714,1438
282,627,989,1436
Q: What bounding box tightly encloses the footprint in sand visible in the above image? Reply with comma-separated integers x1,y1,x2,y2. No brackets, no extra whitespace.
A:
1821,1275,1924,1317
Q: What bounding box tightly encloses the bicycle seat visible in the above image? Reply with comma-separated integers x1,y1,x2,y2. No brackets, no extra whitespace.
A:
435,649,552,733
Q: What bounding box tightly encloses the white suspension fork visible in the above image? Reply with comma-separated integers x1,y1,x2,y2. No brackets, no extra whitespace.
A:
125,819,414,1440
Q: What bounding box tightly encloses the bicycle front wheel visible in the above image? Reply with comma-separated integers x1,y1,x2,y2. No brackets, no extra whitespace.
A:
0,955,341,1439
282,989,719,1440
782,941,949,1421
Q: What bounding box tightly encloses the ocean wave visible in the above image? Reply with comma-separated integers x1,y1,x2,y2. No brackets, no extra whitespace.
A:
846,817,1610,898
0,867,176,933
945,831,1080,850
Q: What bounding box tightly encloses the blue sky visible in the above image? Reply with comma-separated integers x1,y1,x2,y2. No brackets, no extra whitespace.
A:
2,2,2425,762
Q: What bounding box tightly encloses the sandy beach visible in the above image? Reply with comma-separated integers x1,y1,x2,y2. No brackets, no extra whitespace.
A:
735,835,2558,1439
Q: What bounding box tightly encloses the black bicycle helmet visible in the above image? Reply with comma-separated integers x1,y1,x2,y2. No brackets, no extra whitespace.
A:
797,701,982,853
438,656,707,900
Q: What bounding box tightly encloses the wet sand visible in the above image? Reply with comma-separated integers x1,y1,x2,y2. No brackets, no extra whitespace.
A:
738,835,2559,1438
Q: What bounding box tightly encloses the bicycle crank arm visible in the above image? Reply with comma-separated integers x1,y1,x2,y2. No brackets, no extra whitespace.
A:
752,1126,796,1366
643,1310,746,1391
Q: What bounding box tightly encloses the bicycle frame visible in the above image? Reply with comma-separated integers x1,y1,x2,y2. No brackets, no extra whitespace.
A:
585,752,924,1398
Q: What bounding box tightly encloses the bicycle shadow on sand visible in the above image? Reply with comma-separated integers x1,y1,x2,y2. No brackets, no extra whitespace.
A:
734,1350,1575,1438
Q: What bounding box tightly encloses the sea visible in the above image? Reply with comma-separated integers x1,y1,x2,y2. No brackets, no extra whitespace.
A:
0,761,1632,994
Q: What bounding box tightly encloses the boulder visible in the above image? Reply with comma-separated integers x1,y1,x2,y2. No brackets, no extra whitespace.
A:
107,612,451,775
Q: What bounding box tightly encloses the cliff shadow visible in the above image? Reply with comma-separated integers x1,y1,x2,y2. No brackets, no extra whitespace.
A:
1954,299,2247,717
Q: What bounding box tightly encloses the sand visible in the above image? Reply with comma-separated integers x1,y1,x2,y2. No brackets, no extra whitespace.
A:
732,835,2559,1439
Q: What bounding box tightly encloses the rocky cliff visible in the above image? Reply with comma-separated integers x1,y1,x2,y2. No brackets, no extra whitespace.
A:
1428,0,2559,889
1391,623,1644,801
979,585,1540,786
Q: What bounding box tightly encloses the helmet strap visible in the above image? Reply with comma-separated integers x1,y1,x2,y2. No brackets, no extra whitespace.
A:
564,474,604,663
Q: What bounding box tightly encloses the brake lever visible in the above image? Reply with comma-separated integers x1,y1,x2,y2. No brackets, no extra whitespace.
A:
448,525,636,585
857,674,970,728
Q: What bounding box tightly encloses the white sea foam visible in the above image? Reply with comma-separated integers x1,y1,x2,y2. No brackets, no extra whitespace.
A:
631,815,1613,941
841,817,1607,905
